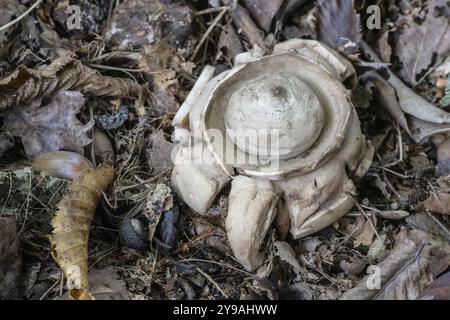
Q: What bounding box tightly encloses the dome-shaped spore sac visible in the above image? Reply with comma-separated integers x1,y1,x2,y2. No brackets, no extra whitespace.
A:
224,73,324,160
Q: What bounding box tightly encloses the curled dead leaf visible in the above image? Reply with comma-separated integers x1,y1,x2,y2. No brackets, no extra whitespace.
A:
0,53,148,111
50,164,115,300
340,229,450,300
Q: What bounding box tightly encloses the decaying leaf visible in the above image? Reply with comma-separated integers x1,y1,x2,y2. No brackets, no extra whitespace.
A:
56,266,132,300
143,183,173,244
417,271,450,300
340,229,450,300
316,0,362,53
139,43,183,115
4,91,93,159
273,241,307,281
0,53,148,111
104,0,195,51
50,164,115,300
147,130,174,175
396,0,450,86
422,192,450,215
406,213,450,243
242,0,284,32
362,42,450,142
416,175,450,215
230,2,268,52
0,217,22,299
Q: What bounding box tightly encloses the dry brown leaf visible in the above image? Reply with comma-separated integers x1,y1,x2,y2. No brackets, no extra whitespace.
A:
242,0,283,32
56,266,132,300
340,229,450,300
396,0,450,86
377,30,392,63
0,53,148,111
230,2,268,52
422,192,450,215
316,0,362,53
339,215,376,247
4,91,93,159
417,271,450,300
139,43,182,115
0,217,21,299
362,43,450,142
50,164,115,300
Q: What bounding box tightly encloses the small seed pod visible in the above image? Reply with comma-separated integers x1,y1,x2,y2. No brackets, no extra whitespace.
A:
32,151,94,181
93,130,116,165
119,218,149,251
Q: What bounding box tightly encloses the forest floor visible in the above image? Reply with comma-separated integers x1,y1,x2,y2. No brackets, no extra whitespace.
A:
0,0,450,300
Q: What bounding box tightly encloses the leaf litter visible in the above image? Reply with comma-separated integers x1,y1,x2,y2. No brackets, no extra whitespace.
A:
1,0,450,300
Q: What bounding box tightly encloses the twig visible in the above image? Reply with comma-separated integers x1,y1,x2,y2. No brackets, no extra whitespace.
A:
196,267,229,299
195,6,229,15
375,166,412,179
355,202,381,241
87,63,147,73
179,258,253,276
0,0,43,32
190,8,228,60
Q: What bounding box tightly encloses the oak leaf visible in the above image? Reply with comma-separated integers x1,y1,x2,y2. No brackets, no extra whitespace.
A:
396,0,450,86
4,91,93,159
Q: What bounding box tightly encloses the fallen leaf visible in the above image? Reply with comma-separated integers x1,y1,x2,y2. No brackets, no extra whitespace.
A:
104,0,195,51
4,91,93,159
86,267,131,300
0,52,148,111
417,271,450,300
0,132,14,158
50,164,115,300
362,42,450,142
273,241,306,281
139,43,182,115
316,0,362,53
147,130,174,175
218,24,244,62
242,0,284,32
340,229,450,300
396,0,450,86
191,216,231,254
0,217,21,299
339,215,377,247
406,213,450,242
56,267,131,300
143,183,172,243
340,256,367,276
230,2,268,52
440,78,450,107
377,30,392,63
367,233,387,260
422,192,450,215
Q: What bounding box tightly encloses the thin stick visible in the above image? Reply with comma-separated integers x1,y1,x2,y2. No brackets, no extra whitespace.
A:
196,267,229,299
355,202,381,241
0,0,43,32
190,8,228,60
195,6,229,15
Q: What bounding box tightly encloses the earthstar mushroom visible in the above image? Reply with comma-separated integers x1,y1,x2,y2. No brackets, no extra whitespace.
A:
171,39,374,271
